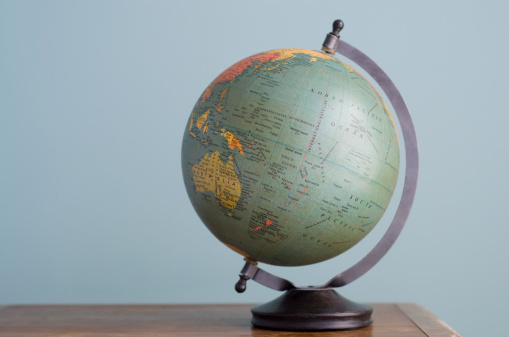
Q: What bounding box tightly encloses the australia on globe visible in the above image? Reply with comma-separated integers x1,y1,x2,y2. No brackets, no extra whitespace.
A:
181,48,399,266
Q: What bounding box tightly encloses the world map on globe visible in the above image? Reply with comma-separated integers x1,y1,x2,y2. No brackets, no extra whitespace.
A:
181,48,399,266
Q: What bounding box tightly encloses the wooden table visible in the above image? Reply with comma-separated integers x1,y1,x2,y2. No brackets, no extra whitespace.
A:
0,303,460,336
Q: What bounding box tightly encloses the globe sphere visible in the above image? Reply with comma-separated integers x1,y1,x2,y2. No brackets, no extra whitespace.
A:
181,48,399,266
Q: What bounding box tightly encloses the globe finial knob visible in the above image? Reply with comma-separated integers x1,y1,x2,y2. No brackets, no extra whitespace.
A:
322,19,344,54
332,19,344,37
235,275,249,293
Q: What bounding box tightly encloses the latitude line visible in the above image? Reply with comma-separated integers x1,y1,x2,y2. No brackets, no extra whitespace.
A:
223,123,396,194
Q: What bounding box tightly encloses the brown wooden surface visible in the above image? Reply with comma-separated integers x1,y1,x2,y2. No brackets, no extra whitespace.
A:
0,303,460,336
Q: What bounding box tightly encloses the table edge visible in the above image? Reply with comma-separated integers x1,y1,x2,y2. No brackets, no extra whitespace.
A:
397,303,461,337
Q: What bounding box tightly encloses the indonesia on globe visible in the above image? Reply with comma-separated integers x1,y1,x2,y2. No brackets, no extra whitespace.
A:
181,48,399,267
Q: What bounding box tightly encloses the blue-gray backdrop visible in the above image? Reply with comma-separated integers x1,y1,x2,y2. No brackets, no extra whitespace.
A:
1,1,507,336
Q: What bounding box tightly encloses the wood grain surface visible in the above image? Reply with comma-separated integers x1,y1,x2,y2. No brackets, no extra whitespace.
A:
0,303,460,336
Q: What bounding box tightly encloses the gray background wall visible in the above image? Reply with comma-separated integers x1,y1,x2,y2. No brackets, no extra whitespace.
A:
1,1,508,336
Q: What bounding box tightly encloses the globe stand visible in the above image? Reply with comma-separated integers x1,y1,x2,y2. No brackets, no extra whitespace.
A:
234,19,419,332
235,260,374,330
251,288,372,331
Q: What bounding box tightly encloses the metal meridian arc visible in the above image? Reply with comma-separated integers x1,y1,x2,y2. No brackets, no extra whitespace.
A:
235,40,418,292
322,40,419,288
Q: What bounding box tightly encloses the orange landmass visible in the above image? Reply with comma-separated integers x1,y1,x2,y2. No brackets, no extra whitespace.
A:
192,152,241,210
201,52,280,102
195,110,210,130
253,215,273,231
200,49,337,103
221,129,245,155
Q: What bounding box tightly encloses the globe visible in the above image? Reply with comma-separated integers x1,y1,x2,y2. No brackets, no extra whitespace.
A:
181,48,400,267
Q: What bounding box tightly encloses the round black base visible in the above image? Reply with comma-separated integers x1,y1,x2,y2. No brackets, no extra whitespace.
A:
251,288,373,331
